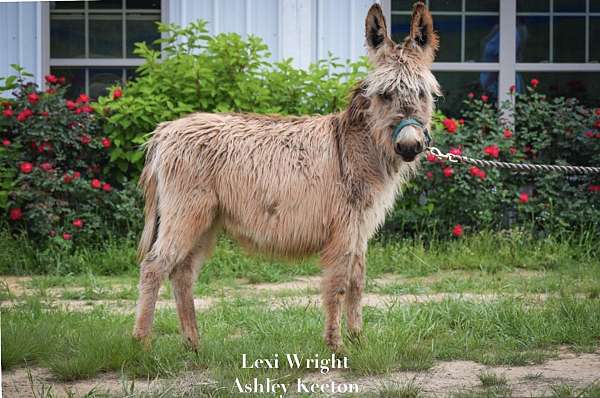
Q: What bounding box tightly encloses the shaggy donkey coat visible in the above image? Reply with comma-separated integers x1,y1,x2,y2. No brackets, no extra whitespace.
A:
134,2,440,351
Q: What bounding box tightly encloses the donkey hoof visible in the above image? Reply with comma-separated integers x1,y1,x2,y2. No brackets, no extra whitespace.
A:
133,333,152,351
324,334,344,353
184,337,200,352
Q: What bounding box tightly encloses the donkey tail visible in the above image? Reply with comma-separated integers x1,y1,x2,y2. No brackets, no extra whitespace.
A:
137,162,159,262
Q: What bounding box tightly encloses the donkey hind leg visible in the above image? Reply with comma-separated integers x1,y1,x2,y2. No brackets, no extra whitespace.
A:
133,192,217,347
345,252,366,340
169,228,218,350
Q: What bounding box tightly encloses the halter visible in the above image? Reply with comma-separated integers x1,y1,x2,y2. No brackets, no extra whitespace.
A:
392,118,431,145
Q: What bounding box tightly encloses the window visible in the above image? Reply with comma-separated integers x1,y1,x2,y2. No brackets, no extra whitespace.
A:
49,0,161,99
391,0,500,115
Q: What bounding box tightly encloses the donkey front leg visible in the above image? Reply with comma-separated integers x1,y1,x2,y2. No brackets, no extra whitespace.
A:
345,252,366,339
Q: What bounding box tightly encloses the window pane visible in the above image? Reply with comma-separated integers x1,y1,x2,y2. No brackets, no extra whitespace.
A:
429,0,461,12
126,15,160,57
89,0,123,9
50,67,85,99
554,0,585,12
89,15,123,58
517,0,549,12
516,16,550,62
89,68,123,99
517,72,600,107
465,0,499,12
50,15,85,58
592,1,600,12
434,72,498,116
51,1,84,10
127,0,160,9
591,17,600,63
553,17,585,62
465,16,499,62
435,15,461,62
126,67,137,81
391,14,411,43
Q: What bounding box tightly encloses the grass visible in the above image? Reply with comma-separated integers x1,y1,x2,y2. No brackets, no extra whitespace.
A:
3,296,600,384
478,372,508,387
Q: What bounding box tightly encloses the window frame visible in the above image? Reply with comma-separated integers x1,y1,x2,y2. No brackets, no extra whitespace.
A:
41,0,167,95
387,0,600,105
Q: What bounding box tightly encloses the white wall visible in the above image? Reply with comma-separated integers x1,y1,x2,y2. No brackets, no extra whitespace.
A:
166,0,380,68
0,2,42,86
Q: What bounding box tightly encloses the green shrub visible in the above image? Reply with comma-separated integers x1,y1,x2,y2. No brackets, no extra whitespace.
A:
97,20,369,178
0,66,143,247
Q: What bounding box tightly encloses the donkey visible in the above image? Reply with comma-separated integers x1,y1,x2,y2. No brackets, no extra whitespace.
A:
133,2,440,352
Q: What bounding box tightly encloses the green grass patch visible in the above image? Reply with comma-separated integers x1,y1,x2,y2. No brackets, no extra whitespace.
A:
3,296,599,388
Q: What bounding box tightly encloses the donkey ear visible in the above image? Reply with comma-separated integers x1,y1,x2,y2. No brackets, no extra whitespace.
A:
365,3,389,50
409,2,438,57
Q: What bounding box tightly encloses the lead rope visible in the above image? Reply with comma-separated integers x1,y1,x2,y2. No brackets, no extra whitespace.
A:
426,147,600,175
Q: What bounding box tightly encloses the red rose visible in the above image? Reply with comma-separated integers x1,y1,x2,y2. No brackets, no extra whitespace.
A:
483,144,500,158
63,173,74,184
39,111,49,117
17,108,33,122
426,153,437,163
2,108,13,118
62,233,72,241
595,108,600,116
2,139,10,147
458,118,464,125
588,185,600,193
46,88,56,95
72,219,84,228
77,93,89,103
467,92,475,99
452,224,463,237
509,85,516,93
510,147,517,155
27,93,40,105
74,171,81,179
20,162,33,174
442,167,454,178
66,100,76,110
519,192,529,203
584,131,594,138
58,77,66,85
80,134,91,145
101,137,111,148
80,105,94,113
595,120,600,129
469,166,486,180
40,162,53,172
102,182,112,192
442,118,457,133
426,171,433,180
112,88,122,100
503,129,513,138
449,147,462,156
530,78,539,88
45,74,58,84
91,178,101,189
9,208,23,221
480,95,489,103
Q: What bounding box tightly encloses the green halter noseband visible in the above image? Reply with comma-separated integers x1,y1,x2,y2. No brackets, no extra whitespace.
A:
392,118,432,147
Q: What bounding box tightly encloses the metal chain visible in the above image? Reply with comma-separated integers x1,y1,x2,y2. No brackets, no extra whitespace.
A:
426,147,600,175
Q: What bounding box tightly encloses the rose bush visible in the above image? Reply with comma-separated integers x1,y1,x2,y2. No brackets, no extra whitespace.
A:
385,79,600,239
0,66,142,247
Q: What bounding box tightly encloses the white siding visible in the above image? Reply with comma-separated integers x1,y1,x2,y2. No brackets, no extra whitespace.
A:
167,0,379,67
0,2,42,86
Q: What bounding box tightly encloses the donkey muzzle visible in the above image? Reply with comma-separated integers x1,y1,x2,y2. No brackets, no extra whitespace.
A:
394,125,427,162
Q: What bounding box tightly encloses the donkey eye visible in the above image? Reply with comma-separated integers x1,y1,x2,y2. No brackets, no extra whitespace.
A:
380,92,393,102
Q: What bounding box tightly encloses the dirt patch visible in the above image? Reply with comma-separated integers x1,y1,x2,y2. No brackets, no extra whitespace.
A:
300,351,600,397
1,276,31,298
5,352,599,397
